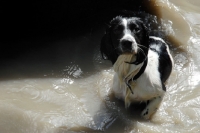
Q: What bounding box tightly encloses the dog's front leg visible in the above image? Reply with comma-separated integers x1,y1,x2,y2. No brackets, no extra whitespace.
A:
141,95,163,119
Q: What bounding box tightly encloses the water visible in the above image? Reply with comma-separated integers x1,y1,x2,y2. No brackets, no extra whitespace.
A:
1,0,200,132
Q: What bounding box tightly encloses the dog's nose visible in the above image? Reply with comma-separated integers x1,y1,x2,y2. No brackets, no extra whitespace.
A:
121,40,132,49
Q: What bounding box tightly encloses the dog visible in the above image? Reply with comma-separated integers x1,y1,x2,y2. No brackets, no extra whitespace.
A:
100,16,173,119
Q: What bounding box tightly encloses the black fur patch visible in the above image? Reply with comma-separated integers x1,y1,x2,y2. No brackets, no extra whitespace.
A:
149,38,173,90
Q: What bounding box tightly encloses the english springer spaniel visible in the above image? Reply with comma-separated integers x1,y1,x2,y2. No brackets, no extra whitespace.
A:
100,16,173,119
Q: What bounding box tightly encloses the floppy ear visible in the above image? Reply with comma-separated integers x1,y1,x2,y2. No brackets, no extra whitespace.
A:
100,28,118,64
142,24,150,44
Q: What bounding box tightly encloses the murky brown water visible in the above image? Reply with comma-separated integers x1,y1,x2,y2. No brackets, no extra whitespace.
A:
1,0,200,132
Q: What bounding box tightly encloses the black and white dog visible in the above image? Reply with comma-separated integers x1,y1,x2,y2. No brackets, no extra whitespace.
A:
100,16,173,119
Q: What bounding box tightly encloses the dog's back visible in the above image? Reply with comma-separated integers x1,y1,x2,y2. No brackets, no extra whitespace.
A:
149,36,174,86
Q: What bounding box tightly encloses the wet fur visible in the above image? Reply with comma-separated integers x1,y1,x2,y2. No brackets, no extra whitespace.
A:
100,16,173,119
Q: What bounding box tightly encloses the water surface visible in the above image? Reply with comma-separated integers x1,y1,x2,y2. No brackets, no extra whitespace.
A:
1,0,200,132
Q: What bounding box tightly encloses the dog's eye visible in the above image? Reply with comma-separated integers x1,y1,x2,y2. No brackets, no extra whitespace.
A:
129,24,140,33
134,27,141,33
132,27,140,33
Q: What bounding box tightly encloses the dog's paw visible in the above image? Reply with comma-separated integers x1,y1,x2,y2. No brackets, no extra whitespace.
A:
141,108,152,120
141,96,163,119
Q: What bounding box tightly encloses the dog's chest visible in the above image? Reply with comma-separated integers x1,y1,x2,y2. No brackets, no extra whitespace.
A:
113,50,164,101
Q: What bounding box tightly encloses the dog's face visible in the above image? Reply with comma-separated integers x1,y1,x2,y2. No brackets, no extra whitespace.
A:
101,16,149,64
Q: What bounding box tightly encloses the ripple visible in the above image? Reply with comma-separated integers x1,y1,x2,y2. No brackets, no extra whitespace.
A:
62,63,83,78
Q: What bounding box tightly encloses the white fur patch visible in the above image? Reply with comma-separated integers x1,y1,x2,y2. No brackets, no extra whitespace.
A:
113,50,164,103
122,19,127,30
150,36,165,43
120,19,138,53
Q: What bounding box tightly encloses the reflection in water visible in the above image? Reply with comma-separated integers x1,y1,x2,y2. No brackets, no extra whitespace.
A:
1,0,200,132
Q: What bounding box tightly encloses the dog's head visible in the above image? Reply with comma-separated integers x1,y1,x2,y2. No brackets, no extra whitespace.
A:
100,16,149,64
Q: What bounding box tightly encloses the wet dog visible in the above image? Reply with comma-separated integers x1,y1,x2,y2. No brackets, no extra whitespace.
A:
100,16,173,119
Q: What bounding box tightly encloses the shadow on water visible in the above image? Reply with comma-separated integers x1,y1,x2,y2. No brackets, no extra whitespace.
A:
1,0,188,132
1,0,164,79
1,0,185,80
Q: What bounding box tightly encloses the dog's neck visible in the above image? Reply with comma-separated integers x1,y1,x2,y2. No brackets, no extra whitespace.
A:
113,54,148,95
113,54,143,83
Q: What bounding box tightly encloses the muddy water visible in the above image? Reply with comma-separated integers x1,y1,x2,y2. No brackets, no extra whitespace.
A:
1,0,200,132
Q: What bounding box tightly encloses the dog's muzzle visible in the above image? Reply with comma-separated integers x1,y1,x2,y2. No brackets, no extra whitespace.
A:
120,37,138,54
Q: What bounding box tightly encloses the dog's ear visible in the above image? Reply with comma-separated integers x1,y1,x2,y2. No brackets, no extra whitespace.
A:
100,16,123,64
141,23,150,43
100,28,118,64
